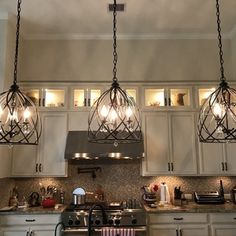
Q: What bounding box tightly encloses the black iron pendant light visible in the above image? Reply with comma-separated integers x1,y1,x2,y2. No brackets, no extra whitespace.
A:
198,0,236,143
88,0,142,145
0,0,41,145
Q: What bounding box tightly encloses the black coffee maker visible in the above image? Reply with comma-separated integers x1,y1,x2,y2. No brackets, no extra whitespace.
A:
232,186,236,204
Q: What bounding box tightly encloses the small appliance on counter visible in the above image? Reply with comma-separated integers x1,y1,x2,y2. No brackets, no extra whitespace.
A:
194,180,225,204
231,186,236,204
28,192,40,207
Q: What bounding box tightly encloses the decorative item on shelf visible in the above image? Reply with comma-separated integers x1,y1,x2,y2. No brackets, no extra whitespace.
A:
0,0,41,145
198,0,236,143
88,0,142,146
176,93,186,106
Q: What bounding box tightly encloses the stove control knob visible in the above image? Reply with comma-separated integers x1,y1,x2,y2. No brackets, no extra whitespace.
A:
132,218,137,225
68,219,73,226
114,219,120,225
95,219,100,225
108,219,114,225
75,220,80,225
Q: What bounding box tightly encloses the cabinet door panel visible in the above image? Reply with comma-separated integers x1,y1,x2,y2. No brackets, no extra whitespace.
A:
39,113,67,176
149,225,177,236
180,225,209,236
198,142,224,175
0,146,11,178
11,145,37,176
170,113,197,175
2,228,29,236
68,112,89,130
211,225,236,236
142,112,170,175
225,143,236,174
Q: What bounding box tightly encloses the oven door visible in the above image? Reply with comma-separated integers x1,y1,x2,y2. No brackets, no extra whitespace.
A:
62,226,147,236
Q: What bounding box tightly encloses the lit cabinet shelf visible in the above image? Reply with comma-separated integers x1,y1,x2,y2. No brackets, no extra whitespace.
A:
22,86,67,110
143,87,192,110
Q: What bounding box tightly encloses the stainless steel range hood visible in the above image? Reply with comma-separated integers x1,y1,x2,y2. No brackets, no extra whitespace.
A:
65,131,144,161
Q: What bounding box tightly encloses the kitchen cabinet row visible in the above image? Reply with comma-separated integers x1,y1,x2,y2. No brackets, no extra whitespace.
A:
142,111,236,176
19,82,225,111
148,212,236,236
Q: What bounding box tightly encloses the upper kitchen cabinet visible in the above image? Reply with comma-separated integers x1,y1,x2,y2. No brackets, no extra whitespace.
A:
142,86,192,110
71,86,103,110
0,146,11,178
196,86,216,107
11,112,68,177
21,85,68,111
142,111,197,176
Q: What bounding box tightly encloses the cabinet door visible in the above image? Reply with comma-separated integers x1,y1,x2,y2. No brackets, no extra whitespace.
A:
224,143,236,174
211,225,236,236
1,228,29,236
180,224,209,236
11,145,38,177
170,112,197,175
68,111,89,130
0,146,11,178
198,142,225,175
142,112,170,176
30,227,56,236
39,112,67,176
149,225,177,236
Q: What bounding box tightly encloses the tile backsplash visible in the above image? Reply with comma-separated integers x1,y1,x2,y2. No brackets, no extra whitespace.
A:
1,162,236,207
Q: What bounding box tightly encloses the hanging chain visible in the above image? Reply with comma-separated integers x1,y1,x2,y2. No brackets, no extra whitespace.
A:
216,0,225,81
13,0,22,85
112,0,118,83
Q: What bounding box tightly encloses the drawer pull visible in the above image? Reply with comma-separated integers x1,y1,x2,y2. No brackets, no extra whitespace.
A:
173,217,183,221
25,219,36,222
225,162,228,171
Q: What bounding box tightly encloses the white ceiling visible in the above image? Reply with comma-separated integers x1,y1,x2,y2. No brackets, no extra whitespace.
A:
0,0,236,38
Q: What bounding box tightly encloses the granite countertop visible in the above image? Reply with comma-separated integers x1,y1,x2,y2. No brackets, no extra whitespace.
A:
144,202,236,213
0,205,66,215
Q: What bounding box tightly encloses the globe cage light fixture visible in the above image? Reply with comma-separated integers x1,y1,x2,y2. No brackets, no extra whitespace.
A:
0,0,41,145
88,0,142,145
198,0,236,143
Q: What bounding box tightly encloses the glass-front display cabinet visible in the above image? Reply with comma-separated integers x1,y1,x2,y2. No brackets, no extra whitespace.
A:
124,88,138,104
198,87,216,107
143,87,191,109
22,87,67,110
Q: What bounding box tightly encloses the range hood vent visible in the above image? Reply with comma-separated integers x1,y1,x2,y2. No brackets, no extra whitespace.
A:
65,131,144,161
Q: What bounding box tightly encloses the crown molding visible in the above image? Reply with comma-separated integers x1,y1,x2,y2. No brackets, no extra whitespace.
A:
23,33,231,41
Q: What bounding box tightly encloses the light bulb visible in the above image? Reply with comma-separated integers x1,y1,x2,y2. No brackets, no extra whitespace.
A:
100,105,109,118
213,102,224,118
126,106,133,118
110,109,117,122
8,110,18,122
23,108,31,121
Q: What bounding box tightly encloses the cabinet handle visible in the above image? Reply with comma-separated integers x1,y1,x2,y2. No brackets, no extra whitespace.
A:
168,98,171,106
39,163,42,172
84,98,87,106
168,162,171,171
30,231,34,236
233,217,236,220
88,98,91,107
221,162,224,171
176,229,179,236
26,232,29,236
42,98,45,107
25,219,36,222
173,217,183,221
225,162,228,171
164,98,167,106
171,163,174,171
179,229,182,236
35,163,38,173
39,98,41,107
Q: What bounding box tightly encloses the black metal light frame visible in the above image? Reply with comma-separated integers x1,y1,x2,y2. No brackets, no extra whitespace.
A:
0,0,41,145
198,0,236,143
88,0,142,145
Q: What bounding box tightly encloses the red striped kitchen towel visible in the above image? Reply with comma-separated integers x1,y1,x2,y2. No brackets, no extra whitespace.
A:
101,227,135,236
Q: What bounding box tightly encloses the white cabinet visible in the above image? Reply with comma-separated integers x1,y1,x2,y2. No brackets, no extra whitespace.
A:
148,213,209,236
0,214,60,236
11,112,68,177
142,112,197,176
0,146,11,178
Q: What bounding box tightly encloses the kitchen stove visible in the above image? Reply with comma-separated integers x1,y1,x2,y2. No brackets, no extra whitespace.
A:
61,203,147,236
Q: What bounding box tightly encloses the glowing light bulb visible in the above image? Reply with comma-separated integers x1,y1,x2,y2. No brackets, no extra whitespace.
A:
110,109,117,122
126,107,133,118
23,108,31,121
213,102,224,118
9,110,18,122
100,105,109,118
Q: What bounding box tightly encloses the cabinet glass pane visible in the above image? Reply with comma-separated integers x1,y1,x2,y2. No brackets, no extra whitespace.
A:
199,88,216,106
90,89,101,106
45,89,65,107
24,89,40,106
145,89,165,107
170,88,190,107
126,89,136,103
74,89,85,107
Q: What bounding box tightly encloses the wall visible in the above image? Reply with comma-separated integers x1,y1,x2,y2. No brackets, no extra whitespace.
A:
231,32,236,80
19,38,233,82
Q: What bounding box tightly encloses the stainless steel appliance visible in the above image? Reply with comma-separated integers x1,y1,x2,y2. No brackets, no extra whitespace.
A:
61,203,147,236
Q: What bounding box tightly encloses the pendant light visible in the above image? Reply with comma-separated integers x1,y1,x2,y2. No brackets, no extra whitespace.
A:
0,0,41,145
88,0,142,145
198,0,236,143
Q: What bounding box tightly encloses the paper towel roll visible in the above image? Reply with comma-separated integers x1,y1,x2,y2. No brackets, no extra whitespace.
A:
160,182,170,203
